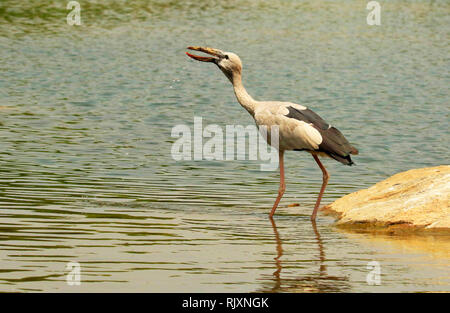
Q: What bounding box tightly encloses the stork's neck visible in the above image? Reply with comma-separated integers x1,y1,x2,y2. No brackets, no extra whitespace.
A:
231,73,257,116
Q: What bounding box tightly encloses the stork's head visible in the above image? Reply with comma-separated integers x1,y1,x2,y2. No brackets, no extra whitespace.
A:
186,46,242,83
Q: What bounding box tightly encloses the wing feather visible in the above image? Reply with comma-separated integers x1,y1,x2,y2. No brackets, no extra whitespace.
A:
285,106,358,165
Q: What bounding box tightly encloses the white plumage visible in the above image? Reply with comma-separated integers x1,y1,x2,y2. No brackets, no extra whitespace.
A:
254,102,323,151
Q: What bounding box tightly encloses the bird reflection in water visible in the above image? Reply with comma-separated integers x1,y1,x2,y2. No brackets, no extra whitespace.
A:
258,218,350,293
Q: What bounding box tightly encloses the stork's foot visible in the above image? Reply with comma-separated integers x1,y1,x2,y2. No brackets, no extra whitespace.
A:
269,184,285,218
311,204,322,221
269,150,286,219
310,155,330,222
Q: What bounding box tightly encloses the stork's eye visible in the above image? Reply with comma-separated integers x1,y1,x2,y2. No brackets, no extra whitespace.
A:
224,55,229,59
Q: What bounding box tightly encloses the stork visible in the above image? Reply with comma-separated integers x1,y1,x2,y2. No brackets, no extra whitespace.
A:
186,46,358,221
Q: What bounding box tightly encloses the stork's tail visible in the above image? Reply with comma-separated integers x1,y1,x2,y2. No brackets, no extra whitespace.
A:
338,146,358,166
328,145,358,166
350,146,359,155
329,153,355,166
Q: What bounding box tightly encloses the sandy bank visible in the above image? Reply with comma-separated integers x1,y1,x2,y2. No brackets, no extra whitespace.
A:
323,166,450,233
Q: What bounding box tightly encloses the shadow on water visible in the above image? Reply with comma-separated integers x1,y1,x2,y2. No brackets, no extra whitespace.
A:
258,218,350,293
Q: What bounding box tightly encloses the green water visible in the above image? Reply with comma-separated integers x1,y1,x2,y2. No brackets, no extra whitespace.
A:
0,0,449,292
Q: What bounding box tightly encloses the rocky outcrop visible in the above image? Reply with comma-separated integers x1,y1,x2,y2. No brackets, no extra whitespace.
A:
323,166,450,233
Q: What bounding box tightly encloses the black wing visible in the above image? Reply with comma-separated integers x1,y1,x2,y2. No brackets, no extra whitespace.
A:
285,106,358,165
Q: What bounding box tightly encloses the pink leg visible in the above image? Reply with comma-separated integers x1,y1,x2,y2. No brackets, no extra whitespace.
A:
311,154,329,221
269,150,285,218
